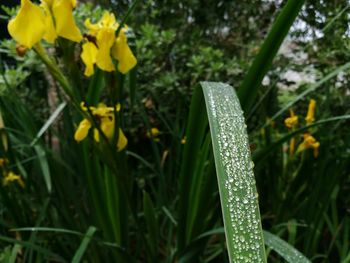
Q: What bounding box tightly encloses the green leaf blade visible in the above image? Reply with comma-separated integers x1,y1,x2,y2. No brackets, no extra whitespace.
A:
201,82,266,262
263,231,311,263
238,0,305,113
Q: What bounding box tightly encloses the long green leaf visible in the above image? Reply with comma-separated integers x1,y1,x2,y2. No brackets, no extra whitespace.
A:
201,81,266,262
30,102,66,146
34,145,51,193
71,226,97,263
263,231,311,263
238,0,305,113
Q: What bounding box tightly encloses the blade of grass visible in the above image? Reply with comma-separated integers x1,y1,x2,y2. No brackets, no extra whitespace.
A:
201,81,266,262
71,226,97,263
238,0,305,113
30,102,66,146
34,145,51,193
263,231,311,263
9,244,21,263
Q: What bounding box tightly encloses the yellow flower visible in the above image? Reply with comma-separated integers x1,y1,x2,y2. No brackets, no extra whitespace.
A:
81,11,137,76
74,102,127,151
297,133,320,158
3,171,25,188
284,109,298,129
147,127,160,142
305,99,316,125
7,0,82,48
147,128,160,138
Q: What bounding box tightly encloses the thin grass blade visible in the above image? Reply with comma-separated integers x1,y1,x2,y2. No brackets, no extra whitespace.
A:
71,226,97,263
30,102,66,146
263,231,311,263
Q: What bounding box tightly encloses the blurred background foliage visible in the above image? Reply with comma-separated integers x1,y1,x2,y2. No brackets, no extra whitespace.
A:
0,0,350,262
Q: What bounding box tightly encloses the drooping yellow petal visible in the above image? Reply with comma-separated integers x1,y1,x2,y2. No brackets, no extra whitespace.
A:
74,118,91,142
41,1,57,43
95,29,115,72
117,128,127,151
111,32,137,74
93,128,100,142
100,117,115,140
305,99,316,125
81,42,98,76
8,0,46,48
52,0,82,42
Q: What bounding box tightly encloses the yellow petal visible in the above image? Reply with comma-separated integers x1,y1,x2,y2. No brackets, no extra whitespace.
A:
74,119,91,142
100,12,118,30
84,18,100,36
41,1,57,43
289,137,295,155
305,99,316,125
81,42,98,76
96,29,115,72
117,128,127,151
100,117,115,140
8,0,46,48
111,32,137,74
93,128,100,142
52,0,82,42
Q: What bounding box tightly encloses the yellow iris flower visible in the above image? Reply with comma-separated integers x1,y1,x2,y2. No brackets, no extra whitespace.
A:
74,103,127,151
3,171,25,188
81,12,137,76
284,109,298,129
296,133,320,158
8,0,82,48
305,99,316,125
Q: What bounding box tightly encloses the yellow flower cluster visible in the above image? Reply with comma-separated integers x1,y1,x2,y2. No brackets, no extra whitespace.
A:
8,1,137,75
74,103,127,151
0,158,24,188
284,99,320,157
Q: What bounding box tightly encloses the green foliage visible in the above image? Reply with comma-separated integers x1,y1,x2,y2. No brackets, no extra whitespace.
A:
0,0,349,262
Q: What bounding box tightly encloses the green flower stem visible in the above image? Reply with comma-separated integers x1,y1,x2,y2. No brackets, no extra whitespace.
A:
34,43,75,100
